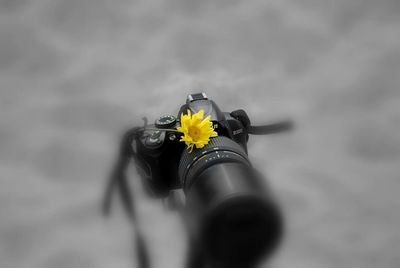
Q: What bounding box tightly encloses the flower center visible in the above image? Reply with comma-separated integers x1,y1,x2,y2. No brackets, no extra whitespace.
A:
188,126,201,141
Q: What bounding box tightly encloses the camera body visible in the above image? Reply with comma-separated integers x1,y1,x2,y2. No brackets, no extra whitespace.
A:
135,93,250,197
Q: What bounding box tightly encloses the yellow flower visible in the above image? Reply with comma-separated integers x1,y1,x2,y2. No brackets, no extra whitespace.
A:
177,109,218,152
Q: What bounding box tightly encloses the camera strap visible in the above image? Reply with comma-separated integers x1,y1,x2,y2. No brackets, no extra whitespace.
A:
246,120,293,135
230,109,293,135
102,127,150,268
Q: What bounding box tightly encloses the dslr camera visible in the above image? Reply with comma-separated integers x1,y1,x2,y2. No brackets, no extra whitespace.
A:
104,93,292,268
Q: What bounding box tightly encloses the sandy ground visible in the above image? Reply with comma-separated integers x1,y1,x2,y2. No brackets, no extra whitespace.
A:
1,0,400,267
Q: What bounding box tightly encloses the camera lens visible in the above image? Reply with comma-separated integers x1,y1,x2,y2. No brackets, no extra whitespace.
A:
178,137,283,264
179,136,250,190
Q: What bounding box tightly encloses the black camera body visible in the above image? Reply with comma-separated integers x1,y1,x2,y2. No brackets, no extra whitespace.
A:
135,93,250,198
104,93,292,268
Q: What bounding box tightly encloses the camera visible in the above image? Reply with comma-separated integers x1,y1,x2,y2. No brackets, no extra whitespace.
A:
103,93,292,268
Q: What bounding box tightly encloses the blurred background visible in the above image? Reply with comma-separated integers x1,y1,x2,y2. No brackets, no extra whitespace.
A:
1,0,400,267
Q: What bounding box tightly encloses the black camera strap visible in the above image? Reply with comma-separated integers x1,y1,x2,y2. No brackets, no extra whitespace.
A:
102,127,150,268
246,120,293,135
230,109,293,135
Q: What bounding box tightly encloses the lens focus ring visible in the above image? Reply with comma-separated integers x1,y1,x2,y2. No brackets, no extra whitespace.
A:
178,136,249,190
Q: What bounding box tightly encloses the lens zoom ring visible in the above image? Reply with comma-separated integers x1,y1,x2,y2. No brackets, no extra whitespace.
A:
178,136,248,187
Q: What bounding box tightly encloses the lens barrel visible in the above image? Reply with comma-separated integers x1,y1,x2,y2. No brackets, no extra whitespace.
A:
179,136,250,190
178,137,283,265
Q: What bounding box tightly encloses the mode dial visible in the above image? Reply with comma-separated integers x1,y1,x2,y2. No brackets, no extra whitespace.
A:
155,115,177,129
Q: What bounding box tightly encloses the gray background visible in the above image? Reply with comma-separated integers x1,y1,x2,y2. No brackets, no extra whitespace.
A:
1,0,400,267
